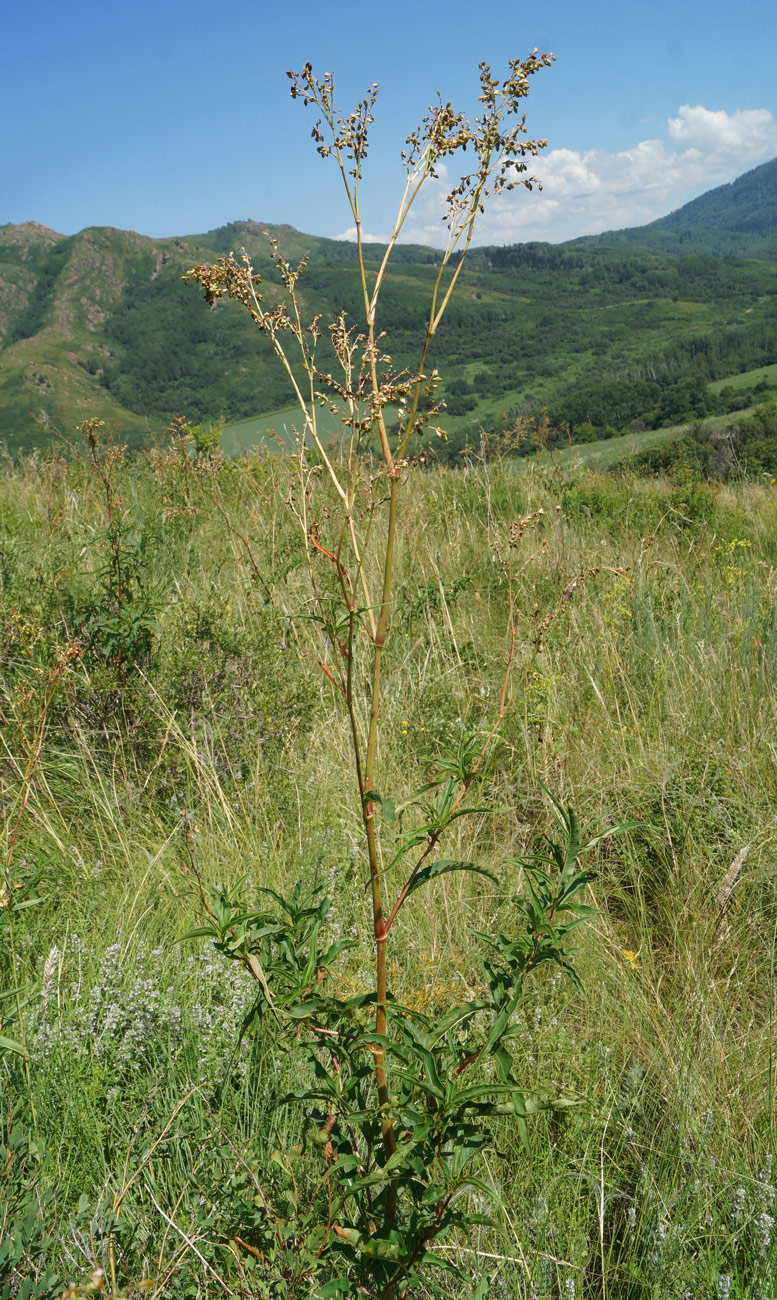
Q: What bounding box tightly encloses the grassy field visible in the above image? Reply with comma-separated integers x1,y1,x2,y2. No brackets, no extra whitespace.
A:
221,384,775,471
222,403,346,455
2,441,777,1298
560,424,685,469
563,402,775,471
710,362,777,394
221,397,504,458
222,402,687,467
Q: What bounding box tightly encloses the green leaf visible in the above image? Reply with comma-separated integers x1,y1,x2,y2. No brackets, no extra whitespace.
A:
318,937,357,968
358,1234,405,1262
10,897,44,911
175,925,218,942
405,858,497,900
390,1065,444,1102
362,790,398,822
515,1110,531,1154
451,1082,519,1105
245,922,285,940
409,1040,445,1096
244,953,280,1019
287,1000,322,1018
418,1251,466,1277
493,1044,514,1080
564,808,580,873
0,1032,27,1057
317,1281,352,1298
541,782,571,832
583,819,646,849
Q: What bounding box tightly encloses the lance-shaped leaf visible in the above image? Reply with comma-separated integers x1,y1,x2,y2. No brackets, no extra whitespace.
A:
0,1032,27,1057
404,858,497,900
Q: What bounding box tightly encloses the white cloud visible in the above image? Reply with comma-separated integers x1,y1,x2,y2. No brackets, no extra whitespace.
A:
399,104,777,247
335,225,390,244
667,104,777,157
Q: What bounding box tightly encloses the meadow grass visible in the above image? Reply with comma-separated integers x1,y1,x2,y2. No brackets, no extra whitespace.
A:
709,363,777,395
1,444,776,1297
221,403,347,456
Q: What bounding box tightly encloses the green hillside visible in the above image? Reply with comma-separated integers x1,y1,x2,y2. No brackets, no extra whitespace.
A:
651,154,777,239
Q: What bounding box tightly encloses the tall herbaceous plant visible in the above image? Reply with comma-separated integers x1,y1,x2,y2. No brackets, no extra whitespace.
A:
184,58,613,1299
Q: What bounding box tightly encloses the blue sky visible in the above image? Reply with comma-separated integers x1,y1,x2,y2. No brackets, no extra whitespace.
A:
4,0,777,246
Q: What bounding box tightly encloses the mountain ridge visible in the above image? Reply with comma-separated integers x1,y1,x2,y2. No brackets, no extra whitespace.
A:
569,155,777,257
650,155,777,236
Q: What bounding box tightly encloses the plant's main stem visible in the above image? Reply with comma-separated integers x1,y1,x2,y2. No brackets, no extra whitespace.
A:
361,471,401,1212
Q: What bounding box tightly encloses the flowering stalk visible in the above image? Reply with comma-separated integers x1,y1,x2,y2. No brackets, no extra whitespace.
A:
185,54,554,1239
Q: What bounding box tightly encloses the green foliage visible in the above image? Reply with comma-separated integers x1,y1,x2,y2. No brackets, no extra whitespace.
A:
629,402,777,482
101,267,298,423
7,240,71,345
1,447,777,1293
181,796,602,1297
631,154,777,249
56,423,165,680
186,420,223,459
573,156,777,259
0,1119,59,1298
